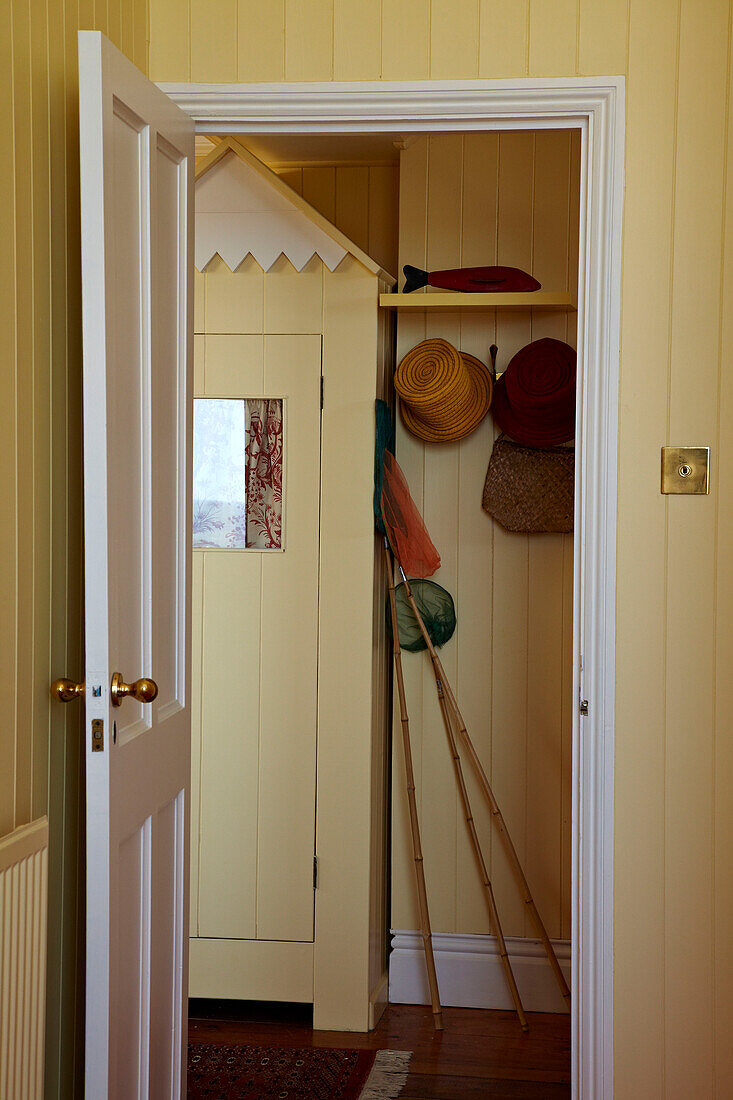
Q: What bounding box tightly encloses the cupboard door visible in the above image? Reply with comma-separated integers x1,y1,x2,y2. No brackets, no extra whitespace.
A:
192,334,322,944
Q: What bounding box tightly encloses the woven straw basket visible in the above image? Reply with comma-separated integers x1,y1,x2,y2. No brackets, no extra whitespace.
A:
482,436,574,534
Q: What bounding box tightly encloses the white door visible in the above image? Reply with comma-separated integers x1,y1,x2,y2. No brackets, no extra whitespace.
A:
78,31,194,1098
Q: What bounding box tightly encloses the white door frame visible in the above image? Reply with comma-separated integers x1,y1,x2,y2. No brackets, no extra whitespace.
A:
160,77,625,1100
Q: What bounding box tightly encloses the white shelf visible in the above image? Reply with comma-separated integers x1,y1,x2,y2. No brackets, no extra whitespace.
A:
379,291,576,312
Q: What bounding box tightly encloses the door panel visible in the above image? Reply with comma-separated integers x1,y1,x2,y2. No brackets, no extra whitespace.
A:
192,333,321,955
78,30,194,1098
257,336,321,941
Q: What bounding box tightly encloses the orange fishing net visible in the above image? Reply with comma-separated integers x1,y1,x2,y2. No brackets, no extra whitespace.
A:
381,451,441,578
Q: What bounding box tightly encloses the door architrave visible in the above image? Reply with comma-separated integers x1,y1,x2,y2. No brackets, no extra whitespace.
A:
160,76,625,1100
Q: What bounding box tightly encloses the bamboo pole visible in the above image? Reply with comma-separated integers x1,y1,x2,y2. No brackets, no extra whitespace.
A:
383,542,443,1030
399,569,571,1009
433,675,528,1031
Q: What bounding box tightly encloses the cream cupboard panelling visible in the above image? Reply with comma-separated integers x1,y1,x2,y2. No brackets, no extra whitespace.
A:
391,132,579,942
191,323,322,947
257,335,321,941
202,255,264,333
2,1,147,1096
264,255,324,333
190,552,204,935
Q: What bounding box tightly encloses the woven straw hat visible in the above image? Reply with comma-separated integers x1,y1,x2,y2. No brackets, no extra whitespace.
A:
395,339,493,443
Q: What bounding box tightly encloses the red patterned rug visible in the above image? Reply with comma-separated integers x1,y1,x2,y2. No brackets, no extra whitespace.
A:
187,1042,411,1100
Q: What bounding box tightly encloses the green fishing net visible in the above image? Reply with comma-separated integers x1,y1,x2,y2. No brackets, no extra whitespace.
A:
389,579,457,653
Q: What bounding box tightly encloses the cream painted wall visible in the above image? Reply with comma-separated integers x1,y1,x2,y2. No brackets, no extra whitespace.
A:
149,2,733,1093
1,3,148,1097
391,131,579,943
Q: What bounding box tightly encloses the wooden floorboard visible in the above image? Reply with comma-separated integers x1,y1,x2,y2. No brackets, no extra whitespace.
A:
188,1001,571,1098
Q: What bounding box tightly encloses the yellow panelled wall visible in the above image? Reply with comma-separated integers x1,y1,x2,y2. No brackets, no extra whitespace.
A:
1,3,148,1097
150,1,733,1092
391,132,579,943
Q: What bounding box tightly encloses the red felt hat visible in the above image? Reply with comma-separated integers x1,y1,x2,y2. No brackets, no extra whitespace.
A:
491,338,576,446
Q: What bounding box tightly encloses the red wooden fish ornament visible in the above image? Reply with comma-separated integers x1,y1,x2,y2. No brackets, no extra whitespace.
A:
402,264,541,294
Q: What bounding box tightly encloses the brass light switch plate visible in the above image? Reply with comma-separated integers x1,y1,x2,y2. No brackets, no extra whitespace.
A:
661,446,710,495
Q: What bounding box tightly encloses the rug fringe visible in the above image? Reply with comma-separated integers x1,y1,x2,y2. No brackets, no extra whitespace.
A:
359,1049,412,1100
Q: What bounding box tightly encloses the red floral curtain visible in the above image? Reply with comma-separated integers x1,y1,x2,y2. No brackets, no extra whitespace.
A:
244,399,283,549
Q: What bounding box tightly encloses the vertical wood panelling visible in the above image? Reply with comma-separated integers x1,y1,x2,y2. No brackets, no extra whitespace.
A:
368,166,399,280
714,25,733,1091
478,1,529,78
302,167,336,224
0,820,49,1100
613,7,679,1092
205,254,263,333
492,132,535,937
430,0,479,79
335,167,370,257
30,0,52,824
281,163,399,279
189,553,204,935
392,140,428,935
257,336,321,941
528,0,578,77
285,0,333,80
197,552,261,939
12,0,35,832
392,133,576,942
191,0,237,81
237,0,285,81
150,0,190,80
664,2,729,1092
334,0,380,80
578,0,629,76
380,0,430,80
0,0,17,841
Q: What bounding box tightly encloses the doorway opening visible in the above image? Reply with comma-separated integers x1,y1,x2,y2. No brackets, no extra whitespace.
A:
169,75,623,1099
182,83,616,1100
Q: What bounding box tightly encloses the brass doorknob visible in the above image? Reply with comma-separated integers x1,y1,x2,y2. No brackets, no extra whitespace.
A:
111,672,158,707
50,678,85,703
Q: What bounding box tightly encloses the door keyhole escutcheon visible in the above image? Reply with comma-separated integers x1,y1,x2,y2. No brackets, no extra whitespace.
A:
110,672,159,707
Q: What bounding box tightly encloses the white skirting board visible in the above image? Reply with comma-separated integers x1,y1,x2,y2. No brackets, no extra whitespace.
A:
389,930,571,1014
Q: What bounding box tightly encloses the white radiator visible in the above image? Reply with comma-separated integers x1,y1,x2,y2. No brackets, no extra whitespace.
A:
0,817,48,1100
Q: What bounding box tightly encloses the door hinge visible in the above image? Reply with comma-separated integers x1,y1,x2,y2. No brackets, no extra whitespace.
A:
579,698,589,716
320,377,324,410
313,856,319,889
